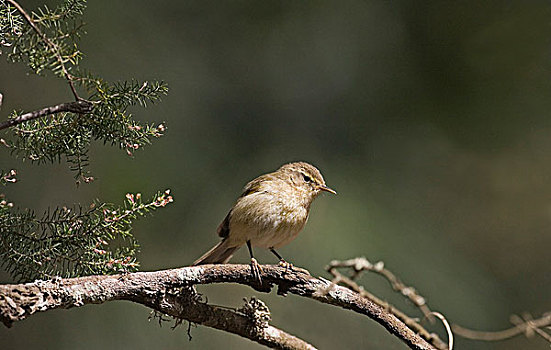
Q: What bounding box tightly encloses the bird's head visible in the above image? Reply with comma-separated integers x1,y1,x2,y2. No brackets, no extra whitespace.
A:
278,162,336,198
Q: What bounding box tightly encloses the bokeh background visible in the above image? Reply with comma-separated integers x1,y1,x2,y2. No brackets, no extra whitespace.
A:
1,0,551,349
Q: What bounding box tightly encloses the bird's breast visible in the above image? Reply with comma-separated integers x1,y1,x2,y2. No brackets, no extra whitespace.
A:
227,190,310,248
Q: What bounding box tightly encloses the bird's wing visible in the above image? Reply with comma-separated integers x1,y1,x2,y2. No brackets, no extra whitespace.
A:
240,174,270,197
216,173,272,238
216,210,231,238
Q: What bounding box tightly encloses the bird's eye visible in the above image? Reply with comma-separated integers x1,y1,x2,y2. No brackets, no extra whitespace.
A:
302,174,313,183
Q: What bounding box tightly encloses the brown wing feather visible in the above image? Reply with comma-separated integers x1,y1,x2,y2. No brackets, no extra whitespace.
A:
192,239,239,265
216,173,271,238
240,174,266,197
216,210,231,238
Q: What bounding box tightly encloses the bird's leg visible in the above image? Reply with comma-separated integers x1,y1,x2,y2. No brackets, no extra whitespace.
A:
270,248,293,271
247,240,263,284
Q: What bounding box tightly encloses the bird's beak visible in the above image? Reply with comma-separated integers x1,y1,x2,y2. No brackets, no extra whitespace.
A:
319,185,337,194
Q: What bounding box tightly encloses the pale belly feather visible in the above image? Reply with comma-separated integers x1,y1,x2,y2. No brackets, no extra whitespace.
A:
227,190,309,249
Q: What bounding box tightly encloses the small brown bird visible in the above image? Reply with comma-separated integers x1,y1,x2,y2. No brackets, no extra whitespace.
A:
193,161,335,281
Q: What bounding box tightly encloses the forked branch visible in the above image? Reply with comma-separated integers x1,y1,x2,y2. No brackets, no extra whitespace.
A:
0,264,437,350
326,257,550,348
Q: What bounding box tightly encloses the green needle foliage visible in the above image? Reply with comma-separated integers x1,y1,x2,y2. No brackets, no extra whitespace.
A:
0,0,168,182
5,0,85,76
0,189,173,281
0,1,24,49
0,0,172,282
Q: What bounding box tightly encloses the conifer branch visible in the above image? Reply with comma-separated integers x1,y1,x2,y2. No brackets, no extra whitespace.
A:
0,100,93,131
0,0,168,178
0,190,173,281
6,0,80,100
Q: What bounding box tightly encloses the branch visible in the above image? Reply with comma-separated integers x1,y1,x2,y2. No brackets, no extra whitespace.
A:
327,257,447,349
146,293,316,350
326,257,551,348
0,264,437,350
6,0,80,100
0,100,93,130
452,313,551,343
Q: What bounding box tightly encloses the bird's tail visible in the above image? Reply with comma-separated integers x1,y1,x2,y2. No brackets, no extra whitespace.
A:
192,239,240,265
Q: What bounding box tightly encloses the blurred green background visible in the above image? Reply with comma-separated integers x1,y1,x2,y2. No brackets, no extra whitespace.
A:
1,0,551,349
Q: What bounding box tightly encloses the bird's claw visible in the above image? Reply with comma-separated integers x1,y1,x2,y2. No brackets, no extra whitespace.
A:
250,258,263,284
278,259,294,272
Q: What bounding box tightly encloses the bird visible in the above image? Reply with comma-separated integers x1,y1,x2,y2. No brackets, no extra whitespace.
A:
192,161,336,282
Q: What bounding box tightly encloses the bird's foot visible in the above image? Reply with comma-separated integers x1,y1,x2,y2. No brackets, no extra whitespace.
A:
250,258,263,284
278,259,294,272
277,259,310,275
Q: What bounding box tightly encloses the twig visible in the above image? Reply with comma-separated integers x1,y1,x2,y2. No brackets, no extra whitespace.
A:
0,264,438,350
431,312,453,350
0,100,93,130
328,257,433,319
6,0,80,100
326,257,447,349
452,312,551,343
327,257,551,348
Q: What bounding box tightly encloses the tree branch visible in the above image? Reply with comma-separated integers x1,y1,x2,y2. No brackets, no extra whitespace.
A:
0,100,93,130
0,264,438,350
6,0,81,100
326,257,447,349
145,292,316,350
452,313,551,343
